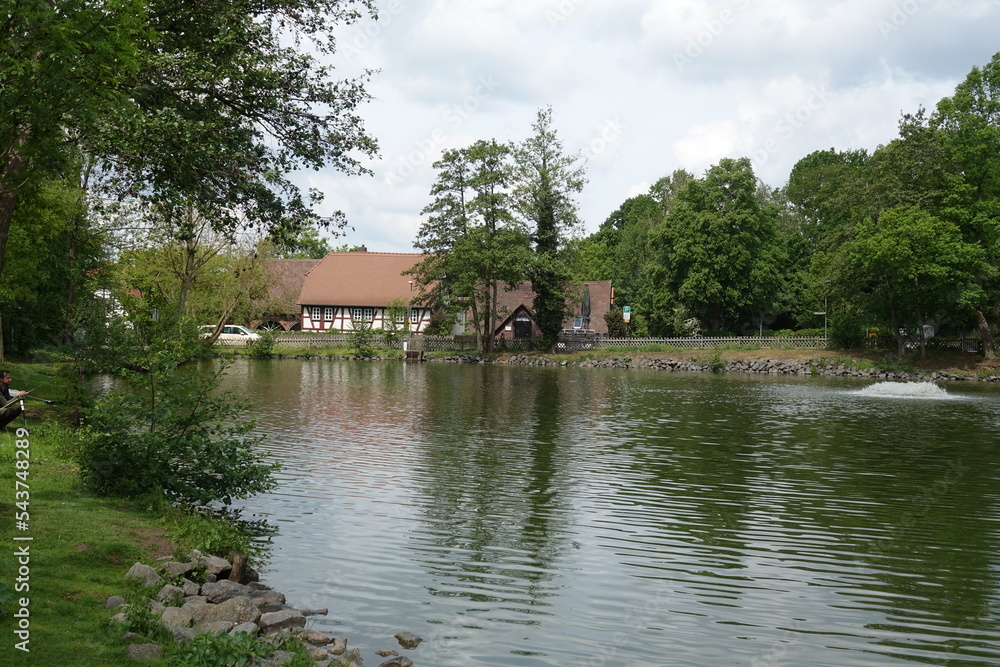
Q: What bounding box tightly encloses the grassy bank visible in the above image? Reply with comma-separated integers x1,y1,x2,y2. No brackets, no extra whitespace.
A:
0,362,269,666
0,417,179,665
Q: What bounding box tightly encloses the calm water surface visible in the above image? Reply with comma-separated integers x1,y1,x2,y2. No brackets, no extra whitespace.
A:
220,359,1000,666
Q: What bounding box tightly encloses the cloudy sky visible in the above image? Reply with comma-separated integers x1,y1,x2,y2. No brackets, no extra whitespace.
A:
299,0,1000,253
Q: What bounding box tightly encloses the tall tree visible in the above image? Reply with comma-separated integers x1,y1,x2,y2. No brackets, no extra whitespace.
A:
841,206,983,358
411,141,530,353
931,53,1000,358
654,158,784,332
513,107,587,351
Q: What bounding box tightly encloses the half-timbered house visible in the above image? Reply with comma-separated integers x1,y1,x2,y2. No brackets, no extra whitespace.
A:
297,251,431,332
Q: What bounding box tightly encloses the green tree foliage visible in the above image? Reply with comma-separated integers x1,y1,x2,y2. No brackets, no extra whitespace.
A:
1,0,377,281
840,206,983,358
931,54,1000,357
513,107,587,351
74,307,277,506
411,141,531,353
653,158,784,332
271,222,334,259
0,175,102,356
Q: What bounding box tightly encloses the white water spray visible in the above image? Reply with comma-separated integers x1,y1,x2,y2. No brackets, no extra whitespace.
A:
857,381,952,399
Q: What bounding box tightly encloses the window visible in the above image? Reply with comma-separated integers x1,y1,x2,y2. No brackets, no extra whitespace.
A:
363,308,374,321
310,306,321,320
395,310,405,323
324,307,334,321
409,309,420,323
352,308,363,322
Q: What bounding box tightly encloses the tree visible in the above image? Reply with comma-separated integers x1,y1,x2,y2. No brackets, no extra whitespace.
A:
1,0,378,281
513,107,587,351
931,52,1000,358
411,141,531,353
654,158,784,332
271,222,334,259
841,206,983,358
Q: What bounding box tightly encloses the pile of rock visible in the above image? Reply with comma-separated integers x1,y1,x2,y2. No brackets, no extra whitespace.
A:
111,552,419,666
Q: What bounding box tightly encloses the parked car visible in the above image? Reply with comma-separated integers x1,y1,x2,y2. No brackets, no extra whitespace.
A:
200,324,261,346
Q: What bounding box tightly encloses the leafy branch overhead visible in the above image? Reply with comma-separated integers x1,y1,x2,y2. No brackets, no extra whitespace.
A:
0,0,379,276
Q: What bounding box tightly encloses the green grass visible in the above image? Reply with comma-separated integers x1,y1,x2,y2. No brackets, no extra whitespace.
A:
0,421,176,665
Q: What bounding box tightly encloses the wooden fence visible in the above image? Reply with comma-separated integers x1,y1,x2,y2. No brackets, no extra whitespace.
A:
262,333,832,352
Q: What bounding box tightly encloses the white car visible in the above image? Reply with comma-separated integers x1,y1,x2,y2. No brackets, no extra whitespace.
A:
200,324,262,346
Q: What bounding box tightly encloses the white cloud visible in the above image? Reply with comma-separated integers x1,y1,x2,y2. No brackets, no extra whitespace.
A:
298,0,1000,251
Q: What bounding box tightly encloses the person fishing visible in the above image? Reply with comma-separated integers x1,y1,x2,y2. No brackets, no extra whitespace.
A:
0,369,28,429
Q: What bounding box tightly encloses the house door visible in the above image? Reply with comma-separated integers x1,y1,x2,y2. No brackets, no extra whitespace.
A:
514,314,532,339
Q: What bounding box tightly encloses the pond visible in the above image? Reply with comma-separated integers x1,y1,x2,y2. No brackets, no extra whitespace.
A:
221,359,1000,666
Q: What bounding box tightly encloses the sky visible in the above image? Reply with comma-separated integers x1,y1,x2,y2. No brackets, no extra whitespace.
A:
297,0,1000,253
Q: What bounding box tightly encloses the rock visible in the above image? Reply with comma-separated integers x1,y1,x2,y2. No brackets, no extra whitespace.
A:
201,579,249,604
110,612,127,624
230,622,259,636
194,620,235,636
126,643,163,661
328,648,364,667
157,584,185,604
310,647,332,660
164,623,197,644
259,608,306,634
180,579,201,597
189,550,231,577
105,595,126,609
327,637,348,655
375,649,398,657
246,581,272,592
297,628,333,646
261,649,299,666
300,607,329,616
161,561,194,578
183,596,209,605
148,599,166,614
125,562,162,588
160,606,195,628
394,632,423,649
379,658,413,667
191,596,261,626
250,589,286,610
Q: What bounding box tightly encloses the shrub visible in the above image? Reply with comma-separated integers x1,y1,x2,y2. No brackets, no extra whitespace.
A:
347,319,377,358
77,358,278,507
247,330,277,358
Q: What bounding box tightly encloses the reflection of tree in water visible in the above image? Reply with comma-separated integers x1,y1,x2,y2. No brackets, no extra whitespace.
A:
410,365,573,616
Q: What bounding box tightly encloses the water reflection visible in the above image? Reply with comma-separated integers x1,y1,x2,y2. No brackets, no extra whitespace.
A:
221,361,1000,666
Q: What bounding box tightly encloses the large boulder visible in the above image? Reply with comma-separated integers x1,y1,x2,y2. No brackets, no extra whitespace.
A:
258,609,306,634
201,579,249,604
190,596,261,626
125,563,162,588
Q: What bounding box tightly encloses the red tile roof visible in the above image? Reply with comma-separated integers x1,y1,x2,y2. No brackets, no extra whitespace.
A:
298,252,427,307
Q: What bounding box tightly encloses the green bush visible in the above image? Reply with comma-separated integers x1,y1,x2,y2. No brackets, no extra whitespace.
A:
347,320,377,358
247,330,277,358
77,358,278,507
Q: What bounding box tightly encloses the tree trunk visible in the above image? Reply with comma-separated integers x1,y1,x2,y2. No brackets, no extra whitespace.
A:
977,309,996,360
